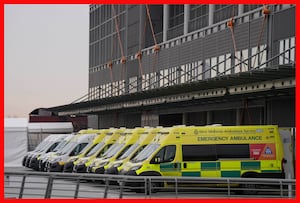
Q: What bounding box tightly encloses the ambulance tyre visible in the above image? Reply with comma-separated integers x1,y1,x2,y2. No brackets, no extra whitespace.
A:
240,172,259,195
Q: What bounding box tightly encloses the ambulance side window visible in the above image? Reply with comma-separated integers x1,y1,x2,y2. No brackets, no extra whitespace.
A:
70,143,88,156
182,145,216,161
97,144,112,158
151,145,176,164
216,144,250,159
46,142,59,153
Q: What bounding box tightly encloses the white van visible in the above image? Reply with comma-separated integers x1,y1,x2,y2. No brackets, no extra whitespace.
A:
26,134,67,170
47,133,97,172
22,134,55,167
38,133,75,171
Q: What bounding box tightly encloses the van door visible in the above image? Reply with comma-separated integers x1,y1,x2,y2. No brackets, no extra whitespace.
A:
151,145,181,176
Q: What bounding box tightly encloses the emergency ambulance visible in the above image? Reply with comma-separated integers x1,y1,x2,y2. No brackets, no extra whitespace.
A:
75,128,125,173
27,134,68,170
23,134,57,167
47,131,97,172
62,129,109,172
38,133,75,171
105,127,161,175
121,125,285,189
90,127,145,174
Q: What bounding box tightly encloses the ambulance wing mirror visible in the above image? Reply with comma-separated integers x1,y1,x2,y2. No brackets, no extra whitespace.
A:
151,156,161,164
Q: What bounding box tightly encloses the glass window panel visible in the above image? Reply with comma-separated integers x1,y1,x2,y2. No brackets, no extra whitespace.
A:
182,145,216,161
211,57,217,77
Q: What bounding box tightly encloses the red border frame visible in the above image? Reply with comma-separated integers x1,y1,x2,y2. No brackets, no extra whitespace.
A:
1,1,298,202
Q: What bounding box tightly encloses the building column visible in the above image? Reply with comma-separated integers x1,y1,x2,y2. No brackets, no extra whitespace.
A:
208,4,215,26
206,111,212,125
139,5,145,50
163,4,169,42
184,5,190,35
267,5,274,66
182,113,188,125
236,109,241,125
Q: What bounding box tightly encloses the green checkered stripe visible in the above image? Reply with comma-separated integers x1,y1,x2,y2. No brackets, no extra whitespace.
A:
181,161,281,177
160,163,181,172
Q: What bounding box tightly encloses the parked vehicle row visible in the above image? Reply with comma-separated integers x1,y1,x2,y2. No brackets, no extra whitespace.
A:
23,125,286,191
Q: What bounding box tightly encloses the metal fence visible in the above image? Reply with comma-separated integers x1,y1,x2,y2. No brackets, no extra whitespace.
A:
5,170,295,199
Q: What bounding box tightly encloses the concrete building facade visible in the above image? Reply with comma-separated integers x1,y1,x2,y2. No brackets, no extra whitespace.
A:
49,4,295,128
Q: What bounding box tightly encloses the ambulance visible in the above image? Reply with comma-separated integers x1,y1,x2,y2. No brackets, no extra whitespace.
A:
90,127,145,174
27,134,68,170
121,125,285,189
75,128,125,173
23,134,57,167
47,131,97,172
38,133,75,171
63,129,109,172
105,127,161,175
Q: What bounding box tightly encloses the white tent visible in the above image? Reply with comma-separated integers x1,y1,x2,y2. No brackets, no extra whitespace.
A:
5,119,74,167
4,118,28,167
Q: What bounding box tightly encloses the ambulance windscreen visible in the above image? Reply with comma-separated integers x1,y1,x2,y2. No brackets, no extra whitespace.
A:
131,144,159,163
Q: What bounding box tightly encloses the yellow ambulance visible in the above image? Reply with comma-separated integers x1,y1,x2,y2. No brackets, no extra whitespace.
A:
121,125,285,186
74,128,124,173
90,127,146,174
45,128,102,172
105,127,162,175
63,129,109,172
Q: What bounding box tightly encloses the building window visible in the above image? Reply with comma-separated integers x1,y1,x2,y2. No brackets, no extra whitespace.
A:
244,5,263,13
169,5,184,28
214,5,238,24
168,5,184,39
189,5,209,32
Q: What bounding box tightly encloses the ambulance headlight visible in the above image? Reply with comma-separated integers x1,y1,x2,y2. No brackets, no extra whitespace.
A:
130,165,142,171
58,161,65,166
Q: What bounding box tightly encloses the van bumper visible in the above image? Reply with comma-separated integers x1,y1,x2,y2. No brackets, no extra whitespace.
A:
74,164,87,173
22,155,27,166
63,162,74,172
86,166,93,173
105,167,118,175
38,160,46,171
94,166,105,174
25,156,32,167
120,170,137,176
49,162,63,172
29,157,38,170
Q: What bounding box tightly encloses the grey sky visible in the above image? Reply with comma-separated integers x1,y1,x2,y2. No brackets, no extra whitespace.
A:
4,4,89,118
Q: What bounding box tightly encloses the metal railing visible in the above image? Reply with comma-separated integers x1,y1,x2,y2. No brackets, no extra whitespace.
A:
5,170,295,199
